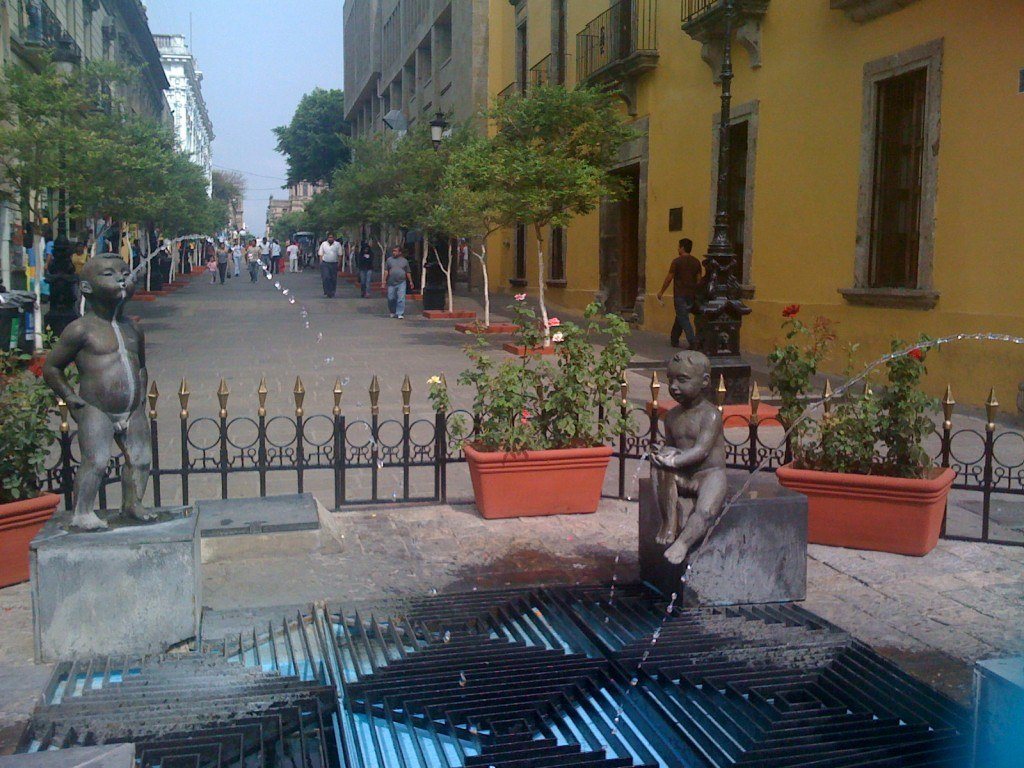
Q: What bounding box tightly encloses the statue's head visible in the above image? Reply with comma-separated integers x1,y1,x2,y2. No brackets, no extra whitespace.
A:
80,254,132,304
667,350,711,404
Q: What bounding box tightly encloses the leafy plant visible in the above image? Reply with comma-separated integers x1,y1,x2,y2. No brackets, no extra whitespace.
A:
0,349,58,503
767,307,937,478
458,300,633,452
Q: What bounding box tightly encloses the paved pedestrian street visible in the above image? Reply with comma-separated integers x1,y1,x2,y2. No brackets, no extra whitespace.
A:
1,269,1022,755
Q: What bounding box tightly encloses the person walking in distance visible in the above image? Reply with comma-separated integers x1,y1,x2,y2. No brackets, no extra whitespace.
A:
259,237,272,272
231,241,242,277
246,240,261,283
357,242,373,298
385,245,413,319
286,239,300,273
271,239,282,274
318,233,342,298
215,241,230,284
657,238,703,349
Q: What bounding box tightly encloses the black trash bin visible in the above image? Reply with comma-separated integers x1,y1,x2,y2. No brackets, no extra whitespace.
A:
0,291,37,352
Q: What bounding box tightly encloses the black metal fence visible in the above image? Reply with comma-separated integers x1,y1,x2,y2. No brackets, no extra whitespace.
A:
42,378,1023,547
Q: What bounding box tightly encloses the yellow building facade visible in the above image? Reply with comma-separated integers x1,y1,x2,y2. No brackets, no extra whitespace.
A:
486,0,1024,407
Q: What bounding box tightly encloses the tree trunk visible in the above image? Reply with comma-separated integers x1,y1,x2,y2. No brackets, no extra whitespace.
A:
534,225,550,346
33,231,45,351
420,233,428,293
445,240,454,313
475,243,490,328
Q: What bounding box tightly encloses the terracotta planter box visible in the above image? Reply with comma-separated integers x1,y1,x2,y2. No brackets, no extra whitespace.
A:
423,310,477,320
0,493,60,587
407,293,423,301
455,322,518,335
776,464,955,556
503,343,556,356
464,444,612,519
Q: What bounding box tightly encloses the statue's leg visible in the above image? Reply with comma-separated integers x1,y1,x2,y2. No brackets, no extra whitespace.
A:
664,471,728,565
654,468,679,544
70,405,114,530
115,406,154,521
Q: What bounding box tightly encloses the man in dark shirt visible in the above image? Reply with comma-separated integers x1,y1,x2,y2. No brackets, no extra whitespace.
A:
657,238,702,349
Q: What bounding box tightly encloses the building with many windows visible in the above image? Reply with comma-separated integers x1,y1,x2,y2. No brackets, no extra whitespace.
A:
344,0,1024,404
265,182,326,235
154,34,214,195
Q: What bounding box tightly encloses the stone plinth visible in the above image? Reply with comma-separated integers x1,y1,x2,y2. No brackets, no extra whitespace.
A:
30,508,199,663
197,493,330,563
639,472,807,605
0,745,135,768
973,657,1024,768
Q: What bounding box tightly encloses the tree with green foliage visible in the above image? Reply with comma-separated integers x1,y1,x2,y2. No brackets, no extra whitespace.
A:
270,210,309,244
485,85,635,344
273,88,351,185
212,169,246,228
429,131,506,324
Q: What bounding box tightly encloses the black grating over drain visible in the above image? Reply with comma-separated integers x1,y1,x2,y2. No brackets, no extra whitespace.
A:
18,585,973,768
311,585,972,768
19,655,342,768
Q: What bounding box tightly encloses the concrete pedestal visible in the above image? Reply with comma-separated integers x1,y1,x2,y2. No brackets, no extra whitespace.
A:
0,745,135,768
639,471,807,605
973,657,1024,768
197,493,332,563
30,508,199,663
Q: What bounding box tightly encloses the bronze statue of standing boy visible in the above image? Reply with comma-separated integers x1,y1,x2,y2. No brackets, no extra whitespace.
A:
43,255,153,531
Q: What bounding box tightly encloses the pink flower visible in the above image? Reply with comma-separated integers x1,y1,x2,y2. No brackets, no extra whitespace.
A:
908,348,923,361
520,408,532,424
547,317,561,328
514,293,526,301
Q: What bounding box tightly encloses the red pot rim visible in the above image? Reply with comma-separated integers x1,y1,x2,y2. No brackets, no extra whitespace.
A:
777,463,955,491
0,492,61,516
464,443,613,463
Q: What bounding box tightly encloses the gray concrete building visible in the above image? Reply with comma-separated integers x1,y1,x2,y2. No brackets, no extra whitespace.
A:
343,0,491,138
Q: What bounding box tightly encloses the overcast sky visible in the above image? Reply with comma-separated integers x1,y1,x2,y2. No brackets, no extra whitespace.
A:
146,0,344,235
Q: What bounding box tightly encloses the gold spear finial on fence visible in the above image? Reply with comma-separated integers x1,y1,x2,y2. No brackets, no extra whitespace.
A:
650,371,660,407
942,384,955,431
620,376,629,406
293,377,306,418
333,377,344,417
217,379,229,419
369,375,381,416
178,378,190,419
257,377,268,418
716,375,727,413
57,397,69,433
401,375,412,415
986,388,998,432
822,379,833,414
147,381,159,420
749,382,761,424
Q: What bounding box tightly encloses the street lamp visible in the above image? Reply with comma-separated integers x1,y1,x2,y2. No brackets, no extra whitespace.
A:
695,0,751,404
430,111,448,150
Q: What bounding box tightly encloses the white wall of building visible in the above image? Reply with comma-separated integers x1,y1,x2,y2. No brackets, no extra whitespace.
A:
154,34,214,195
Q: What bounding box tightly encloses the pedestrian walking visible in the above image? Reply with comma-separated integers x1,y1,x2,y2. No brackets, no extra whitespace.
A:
318,233,342,298
259,237,272,271
231,241,242,277
206,253,218,284
215,242,229,284
385,246,413,319
357,242,373,298
656,238,702,349
271,239,282,274
246,240,261,283
286,240,300,273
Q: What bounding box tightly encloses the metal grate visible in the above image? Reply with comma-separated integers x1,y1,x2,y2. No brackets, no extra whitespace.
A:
18,586,972,767
20,655,341,768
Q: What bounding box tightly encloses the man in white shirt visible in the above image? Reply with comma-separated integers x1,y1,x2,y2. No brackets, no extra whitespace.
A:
286,240,300,273
318,233,342,298
270,239,282,274
259,237,272,271
231,242,243,277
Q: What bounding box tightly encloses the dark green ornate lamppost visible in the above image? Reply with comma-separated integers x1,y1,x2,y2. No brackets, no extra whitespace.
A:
695,0,752,403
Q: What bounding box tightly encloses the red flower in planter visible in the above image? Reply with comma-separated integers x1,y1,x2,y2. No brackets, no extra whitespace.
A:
27,356,45,378
521,409,532,425
547,317,561,328
782,304,800,318
907,348,923,361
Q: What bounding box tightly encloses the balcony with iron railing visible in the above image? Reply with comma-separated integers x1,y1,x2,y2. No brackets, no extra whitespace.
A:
576,0,658,86
12,0,83,65
680,0,771,75
496,80,523,102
